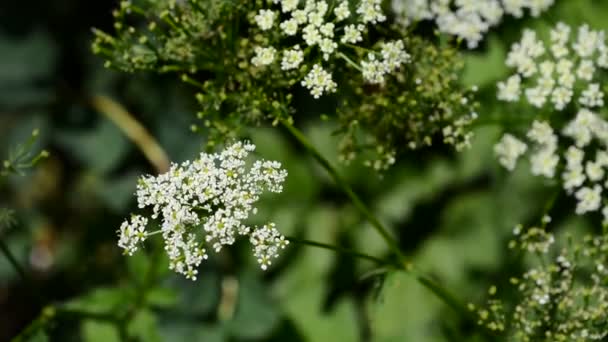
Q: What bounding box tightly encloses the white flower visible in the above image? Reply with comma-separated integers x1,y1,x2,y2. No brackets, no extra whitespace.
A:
499,23,608,111
527,120,557,148
361,53,388,84
393,0,554,49
563,167,586,192
580,83,604,108
301,64,337,98
551,86,572,110
254,0,403,98
280,0,299,13
575,185,602,214
319,38,338,60
122,142,289,279
281,45,304,70
494,133,528,171
255,9,276,31
280,18,299,36
586,160,605,182
341,24,364,44
497,74,521,102
530,148,559,178
563,109,598,147
357,0,386,24
252,46,277,66
118,215,148,256
302,24,322,46
381,40,410,71
250,223,289,270
334,1,350,21
577,59,595,81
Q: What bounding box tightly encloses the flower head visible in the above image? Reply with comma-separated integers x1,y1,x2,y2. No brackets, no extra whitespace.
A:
250,0,409,98
118,142,289,280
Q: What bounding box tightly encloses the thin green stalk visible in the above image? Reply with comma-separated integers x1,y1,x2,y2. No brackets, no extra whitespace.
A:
287,236,389,265
280,120,492,334
281,120,405,262
0,238,27,281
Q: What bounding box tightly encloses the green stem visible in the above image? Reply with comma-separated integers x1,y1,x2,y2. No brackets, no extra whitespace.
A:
280,120,492,334
0,238,27,282
281,120,405,263
338,52,363,72
287,236,389,266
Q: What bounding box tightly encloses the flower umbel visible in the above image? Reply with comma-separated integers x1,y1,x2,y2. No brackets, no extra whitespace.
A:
250,0,410,98
117,141,289,280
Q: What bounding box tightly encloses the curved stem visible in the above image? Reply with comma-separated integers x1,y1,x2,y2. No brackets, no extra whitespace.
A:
280,120,492,334
287,236,389,266
281,120,406,263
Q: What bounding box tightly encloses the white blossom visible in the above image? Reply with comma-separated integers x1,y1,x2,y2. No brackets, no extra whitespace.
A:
494,133,528,170
301,64,337,98
392,0,555,49
334,1,350,21
251,46,277,66
252,0,408,98
118,215,148,256
120,142,289,279
281,45,304,70
255,9,276,31
575,185,602,214
499,23,607,111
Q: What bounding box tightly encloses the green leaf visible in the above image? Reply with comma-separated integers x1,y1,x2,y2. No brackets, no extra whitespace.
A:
226,272,281,340
461,36,508,88
62,287,132,315
81,320,120,342
145,287,178,309
128,309,161,342
369,271,444,342
55,119,128,174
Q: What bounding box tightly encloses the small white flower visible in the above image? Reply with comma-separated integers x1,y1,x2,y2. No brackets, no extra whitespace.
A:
280,18,299,36
118,215,148,256
319,22,334,38
494,133,528,171
585,160,605,182
341,24,364,44
255,9,276,31
497,75,521,102
551,86,572,110
357,0,386,24
252,46,277,66
527,121,557,148
580,83,604,107
280,0,299,13
319,38,338,60
530,148,559,178
577,59,595,81
302,24,322,46
250,223,289,270
361,53,388,84
575,185,602,214
381,40,410,71
334,1,351,21
281,45,304,70
301,64,337,98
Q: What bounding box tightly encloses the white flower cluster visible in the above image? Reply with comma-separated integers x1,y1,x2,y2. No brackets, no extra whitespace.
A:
117,141,289,280
495,109,608,216
392,0,554,49
251,0,410,98
498,23,608,110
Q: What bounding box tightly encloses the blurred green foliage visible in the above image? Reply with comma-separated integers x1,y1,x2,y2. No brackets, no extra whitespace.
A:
1,0,608,341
